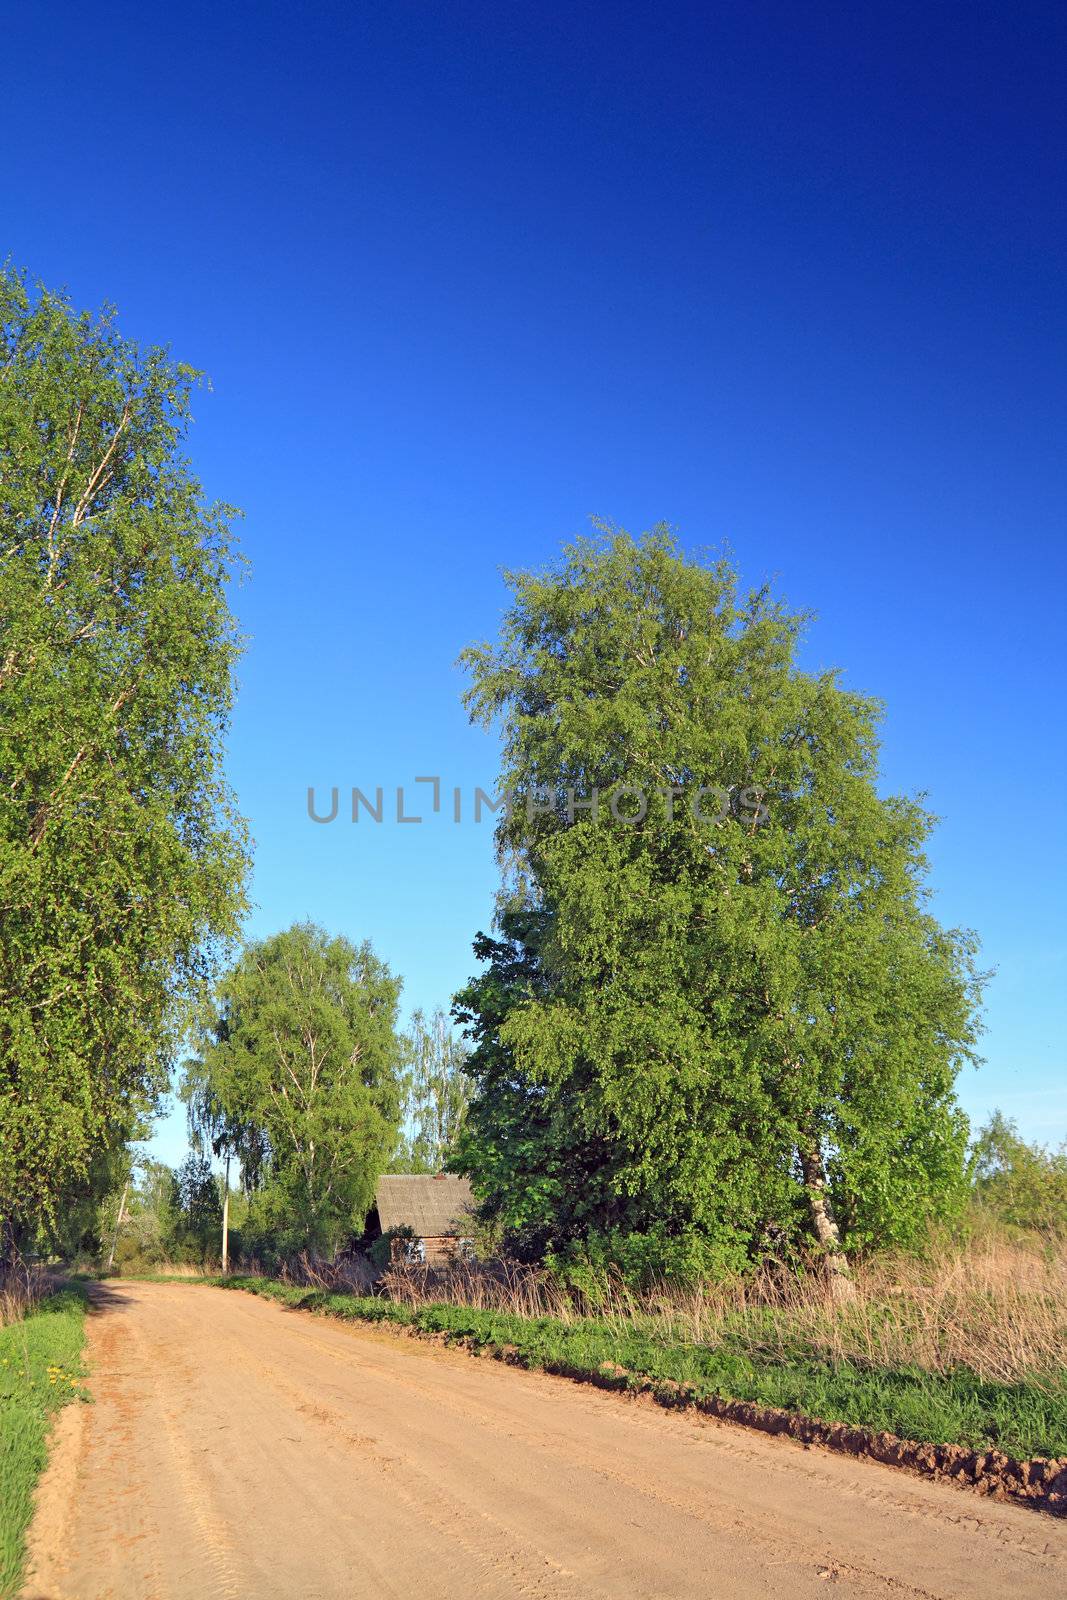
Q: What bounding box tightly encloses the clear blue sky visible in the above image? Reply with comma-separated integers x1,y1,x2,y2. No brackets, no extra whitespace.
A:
4,1,1064,1160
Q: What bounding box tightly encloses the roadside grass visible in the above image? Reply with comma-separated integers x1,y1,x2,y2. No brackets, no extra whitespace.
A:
0,1288,88,1598
201,1273,1067,1461
379,1228,1067,1390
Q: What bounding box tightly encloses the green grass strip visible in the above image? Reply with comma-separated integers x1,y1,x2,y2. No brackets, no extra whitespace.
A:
197,1275,1066,1461
0,1289,89,1598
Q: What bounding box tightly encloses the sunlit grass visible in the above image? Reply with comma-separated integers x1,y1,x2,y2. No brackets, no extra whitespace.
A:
0,1288,88,1598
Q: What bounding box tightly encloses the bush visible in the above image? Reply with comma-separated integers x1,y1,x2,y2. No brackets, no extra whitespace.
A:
367,1226,414,1272
970,1113,1067,1240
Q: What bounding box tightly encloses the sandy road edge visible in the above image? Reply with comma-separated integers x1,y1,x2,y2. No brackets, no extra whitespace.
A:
18,1376,87,1598
193,1277,1067,1518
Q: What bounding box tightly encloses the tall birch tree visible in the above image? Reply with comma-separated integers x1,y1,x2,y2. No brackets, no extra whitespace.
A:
0,268,248,1266
395,1007,471,1173
456,527,983,1283
184,923,405,1255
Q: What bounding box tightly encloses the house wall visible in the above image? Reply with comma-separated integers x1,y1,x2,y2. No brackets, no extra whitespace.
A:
390,1235,471,1266
423,1237,458,1266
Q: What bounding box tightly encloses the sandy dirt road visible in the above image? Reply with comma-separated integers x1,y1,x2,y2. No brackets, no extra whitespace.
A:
22,1281,1067,1600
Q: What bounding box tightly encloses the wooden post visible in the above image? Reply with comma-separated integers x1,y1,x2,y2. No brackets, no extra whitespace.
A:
106,1180,129,1272
221,1154,230,1274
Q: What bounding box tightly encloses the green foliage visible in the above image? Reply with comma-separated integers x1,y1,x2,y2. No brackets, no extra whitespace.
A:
207,1276,1067,1460
455,527,982,1277
104,1156,226,1270
0,267,249,1252
453,912,659,1264
367,1224,415,1271
183,922,406,1257
108,1160,175,1270
171,1155,223,1258
0,1288,88,1596
393,1007,471,1173
40,1139,132,1263
970,1113,1067,1239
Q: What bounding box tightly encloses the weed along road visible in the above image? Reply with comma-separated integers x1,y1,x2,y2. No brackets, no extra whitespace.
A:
23,1282,1067,1600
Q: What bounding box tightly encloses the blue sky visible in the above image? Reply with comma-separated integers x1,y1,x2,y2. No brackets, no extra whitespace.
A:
4,1,1064,1160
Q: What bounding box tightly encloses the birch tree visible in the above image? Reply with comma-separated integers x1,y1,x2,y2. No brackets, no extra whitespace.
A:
456,526,983,1284
0,268,248,1267
396,1007,470,1173
184,923,405,1255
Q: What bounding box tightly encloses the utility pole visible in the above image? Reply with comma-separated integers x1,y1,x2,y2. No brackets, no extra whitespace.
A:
221,1153,230,1274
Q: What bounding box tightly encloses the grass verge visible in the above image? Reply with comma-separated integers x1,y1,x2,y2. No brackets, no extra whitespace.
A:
204,1274,1066,1461
0,1288,88,1598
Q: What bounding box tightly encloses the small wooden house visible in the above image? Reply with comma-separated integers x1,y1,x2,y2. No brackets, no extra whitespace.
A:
373,1174,475,1265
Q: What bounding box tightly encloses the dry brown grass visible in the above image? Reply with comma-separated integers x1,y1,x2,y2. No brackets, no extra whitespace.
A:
0,1262,62,1326
106,1258,219,1280
378,1227,1067,1387
253,1250,380,1297
383,1256,578,1320
150,1261,218,1278
652,1232,1067,1388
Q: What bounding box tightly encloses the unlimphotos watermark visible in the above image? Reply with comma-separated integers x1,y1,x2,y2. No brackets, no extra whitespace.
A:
306,777,770,827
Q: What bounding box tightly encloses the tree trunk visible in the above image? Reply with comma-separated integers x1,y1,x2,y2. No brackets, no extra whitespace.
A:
799,1137,855,1301
106,1181,129,1272
221,1155,230,1274
0,1217,21,1286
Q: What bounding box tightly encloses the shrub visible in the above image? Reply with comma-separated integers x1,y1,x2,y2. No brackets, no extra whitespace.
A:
970,1113,1067,1240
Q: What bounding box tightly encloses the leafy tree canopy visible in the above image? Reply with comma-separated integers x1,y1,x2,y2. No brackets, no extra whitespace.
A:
0,267,248,1258
455,526,984,1281
394,1006,471,1174
970,1112,1067,1239
183,922,406,1257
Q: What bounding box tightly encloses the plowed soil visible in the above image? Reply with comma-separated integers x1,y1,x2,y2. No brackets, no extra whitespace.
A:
22,1280,1067,1599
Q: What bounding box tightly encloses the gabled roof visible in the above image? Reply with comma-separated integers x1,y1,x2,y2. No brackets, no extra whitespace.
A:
375,1174,475,1238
